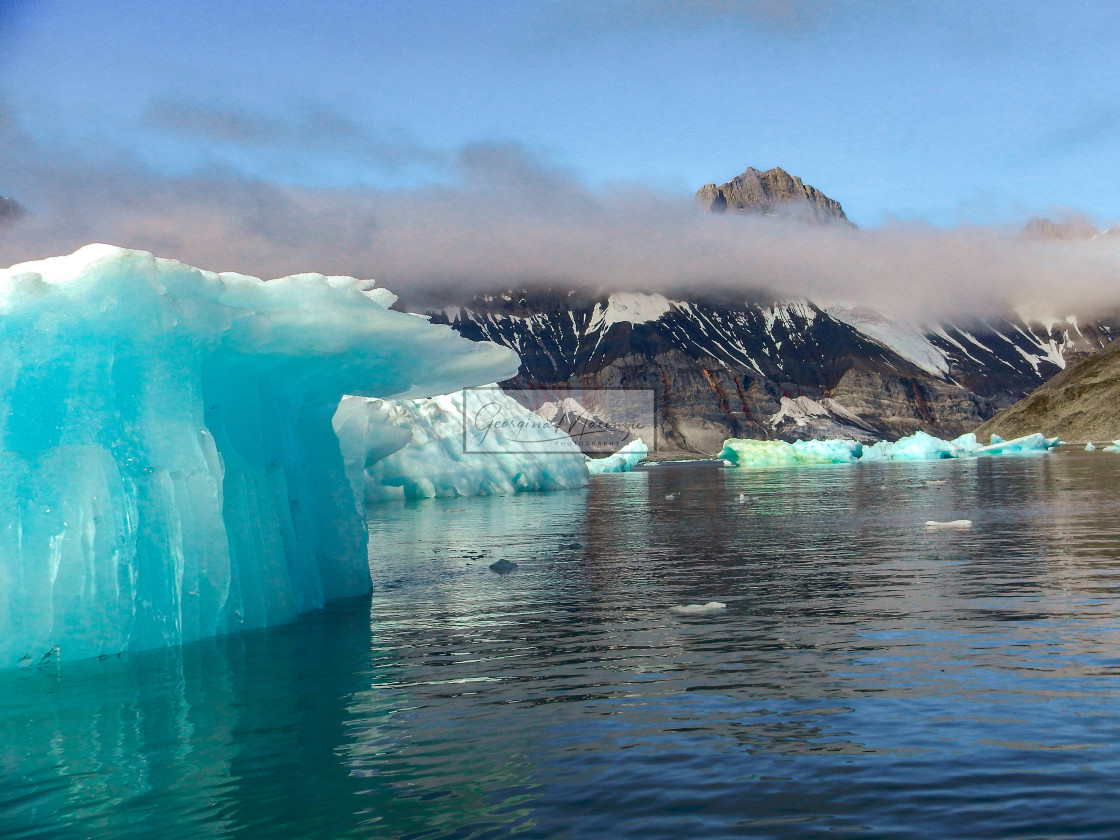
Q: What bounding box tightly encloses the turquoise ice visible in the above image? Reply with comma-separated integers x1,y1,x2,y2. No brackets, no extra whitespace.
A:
719,430,1059,468
587,438,649,473
0,245,520,667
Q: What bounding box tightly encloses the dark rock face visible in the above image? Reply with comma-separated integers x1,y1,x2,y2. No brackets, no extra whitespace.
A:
695,167,852,226
975,336,1120,443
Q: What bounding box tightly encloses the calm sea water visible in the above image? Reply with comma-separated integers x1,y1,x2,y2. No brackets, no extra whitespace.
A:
4,450,1120,839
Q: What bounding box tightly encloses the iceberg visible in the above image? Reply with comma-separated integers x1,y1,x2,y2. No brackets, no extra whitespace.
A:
586,438,649,474
719,431,1058,468
0,245,520,668
1104,441,1120,452
334,388,589,503
717,438,861,467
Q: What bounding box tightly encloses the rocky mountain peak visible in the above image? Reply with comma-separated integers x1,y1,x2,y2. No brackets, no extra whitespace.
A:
696,166,853,226
1021,215,1100,240
0,196,24,226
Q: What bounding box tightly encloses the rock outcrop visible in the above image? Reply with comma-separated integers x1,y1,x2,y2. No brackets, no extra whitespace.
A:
695,166,852,226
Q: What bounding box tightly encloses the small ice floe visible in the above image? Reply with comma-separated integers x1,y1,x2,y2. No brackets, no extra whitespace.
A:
488,559,519,575
665,493,679,501
670,601,727,615
924,519,973,530
1106,441,1120,452
924,480,946,486
1085,442,1096,451
737,492,748,503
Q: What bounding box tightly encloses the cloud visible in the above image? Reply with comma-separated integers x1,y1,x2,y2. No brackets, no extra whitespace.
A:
143,100,446,170
1,109,1118,324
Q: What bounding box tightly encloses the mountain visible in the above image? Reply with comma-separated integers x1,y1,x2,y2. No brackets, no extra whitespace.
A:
425,291,966,453
974,336,1120,443
1021,215,1119,240
823,305,1117,409
402,167,1118,454
415,290,1119,455
0,196,23,225
695,166,852,226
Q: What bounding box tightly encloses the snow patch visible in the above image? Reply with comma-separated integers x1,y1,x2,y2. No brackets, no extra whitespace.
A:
820,302,948,375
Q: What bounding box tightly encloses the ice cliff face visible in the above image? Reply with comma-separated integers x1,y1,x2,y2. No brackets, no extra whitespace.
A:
0,245,519,667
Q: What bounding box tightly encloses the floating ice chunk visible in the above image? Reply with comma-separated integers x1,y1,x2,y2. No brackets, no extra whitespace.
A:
924,519,973,529
721,430,1058,469
1085,442,1097,451
586,438,649,474
968,432,1060,456
717,438,861,467
862,430,971,461
334,388,588,503
670,601,727,615
0,245,520,668
1104,441,1120,452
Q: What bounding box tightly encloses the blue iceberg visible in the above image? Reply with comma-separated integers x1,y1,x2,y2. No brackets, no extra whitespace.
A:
0,245,521,667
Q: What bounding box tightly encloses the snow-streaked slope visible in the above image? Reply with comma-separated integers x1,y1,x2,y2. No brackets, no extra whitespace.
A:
820,302,948,375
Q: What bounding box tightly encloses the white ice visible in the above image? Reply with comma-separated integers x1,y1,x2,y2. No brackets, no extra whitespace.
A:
670,601,727,615
924,519,973,530
334,387,589,503
586,438,649,474
0,245,521,667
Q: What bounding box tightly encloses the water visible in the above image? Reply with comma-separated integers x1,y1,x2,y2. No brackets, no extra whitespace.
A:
4,451,1120,838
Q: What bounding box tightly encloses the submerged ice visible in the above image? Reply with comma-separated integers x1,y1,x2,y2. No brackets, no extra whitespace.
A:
719,430,1059,468
0,245,521,667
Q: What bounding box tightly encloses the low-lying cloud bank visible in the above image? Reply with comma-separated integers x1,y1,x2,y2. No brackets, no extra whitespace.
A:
1,112,1117,322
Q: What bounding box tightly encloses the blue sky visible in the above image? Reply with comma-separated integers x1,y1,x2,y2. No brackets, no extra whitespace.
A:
3,0,1119,227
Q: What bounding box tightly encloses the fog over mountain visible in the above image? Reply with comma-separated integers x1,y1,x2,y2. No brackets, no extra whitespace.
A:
0,108,1118,323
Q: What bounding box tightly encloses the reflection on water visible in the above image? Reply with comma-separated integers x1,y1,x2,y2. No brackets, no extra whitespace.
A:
5,451,1120,838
